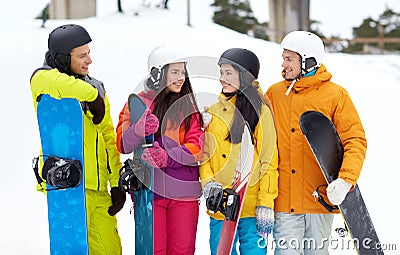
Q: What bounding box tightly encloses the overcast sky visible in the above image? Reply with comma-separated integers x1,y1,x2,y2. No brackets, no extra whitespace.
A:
3,0,400,39
250,0,400,38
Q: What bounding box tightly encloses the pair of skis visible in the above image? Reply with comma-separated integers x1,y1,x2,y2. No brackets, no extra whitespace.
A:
215,123,255,254
203,122,255,254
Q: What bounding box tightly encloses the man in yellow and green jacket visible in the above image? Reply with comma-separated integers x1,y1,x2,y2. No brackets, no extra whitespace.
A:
30,24,125,255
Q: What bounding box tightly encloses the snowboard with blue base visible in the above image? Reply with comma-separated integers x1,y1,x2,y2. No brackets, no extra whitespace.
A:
36,94,88,254
300,111,383,255
128,93,154,255
216,123,254,255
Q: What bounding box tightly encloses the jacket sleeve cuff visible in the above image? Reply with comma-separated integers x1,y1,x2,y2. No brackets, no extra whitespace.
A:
121,124,142,154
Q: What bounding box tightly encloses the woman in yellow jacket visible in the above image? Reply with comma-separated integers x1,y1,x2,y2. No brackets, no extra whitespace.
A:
200,48,278,255
30,24,125,255
265,31,367,255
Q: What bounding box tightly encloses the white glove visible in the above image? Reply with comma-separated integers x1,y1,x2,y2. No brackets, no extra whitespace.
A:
327,178,352,205
203,181,222,199
256,206,274,238
201,106,212,128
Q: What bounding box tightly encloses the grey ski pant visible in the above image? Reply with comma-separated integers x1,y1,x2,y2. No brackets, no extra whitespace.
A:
273,212,334,255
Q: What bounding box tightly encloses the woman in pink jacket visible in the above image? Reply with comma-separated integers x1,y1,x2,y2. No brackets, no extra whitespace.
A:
116,46,204,255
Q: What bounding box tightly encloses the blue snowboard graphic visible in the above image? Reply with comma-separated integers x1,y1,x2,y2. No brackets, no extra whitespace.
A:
128,93,154,255
37,94,88,254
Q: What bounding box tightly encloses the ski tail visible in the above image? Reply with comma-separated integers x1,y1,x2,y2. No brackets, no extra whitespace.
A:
216,122,254,255
232,122,254,190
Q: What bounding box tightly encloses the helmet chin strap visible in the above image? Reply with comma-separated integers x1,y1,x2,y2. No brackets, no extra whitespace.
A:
285,79,297,96
302,57,318,76
149,67,163,91
54,53,72,74
285,56,317,96
284,68,301,96
284,66,317,96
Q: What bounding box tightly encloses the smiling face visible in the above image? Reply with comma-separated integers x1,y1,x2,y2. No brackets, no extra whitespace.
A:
282,49,301,80
219,63,240,93
165,62,186,93
70,44,92,76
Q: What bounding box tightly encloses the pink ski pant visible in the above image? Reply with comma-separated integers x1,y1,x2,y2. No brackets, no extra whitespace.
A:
154,198,199,255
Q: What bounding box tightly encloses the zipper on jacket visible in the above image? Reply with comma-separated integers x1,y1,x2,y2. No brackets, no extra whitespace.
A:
96,131,100,191
106,150,111,174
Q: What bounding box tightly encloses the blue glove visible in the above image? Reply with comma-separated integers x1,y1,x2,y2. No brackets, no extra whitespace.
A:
256,206,274,238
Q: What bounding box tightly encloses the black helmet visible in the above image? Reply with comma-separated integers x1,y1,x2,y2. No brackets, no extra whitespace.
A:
47,24,92,73
218,48,260,79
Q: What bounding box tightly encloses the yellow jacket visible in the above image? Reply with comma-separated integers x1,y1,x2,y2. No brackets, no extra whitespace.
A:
30,68,122,191
200,93,278,220
265,64,367,214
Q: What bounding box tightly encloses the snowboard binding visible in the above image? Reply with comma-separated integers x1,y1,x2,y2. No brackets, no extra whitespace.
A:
41,156,82,189
206,187,240,221
118,158,151,194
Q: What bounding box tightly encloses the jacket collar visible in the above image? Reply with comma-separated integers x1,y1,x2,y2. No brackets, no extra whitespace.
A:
218,92,237,106
284,64,332,95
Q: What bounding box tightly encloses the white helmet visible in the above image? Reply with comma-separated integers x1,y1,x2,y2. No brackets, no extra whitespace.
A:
147,45,188,72
280,31,325,74
146,46,188,91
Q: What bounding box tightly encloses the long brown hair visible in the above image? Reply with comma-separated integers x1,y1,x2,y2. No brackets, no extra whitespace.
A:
225,65,265,144
148,64,203,137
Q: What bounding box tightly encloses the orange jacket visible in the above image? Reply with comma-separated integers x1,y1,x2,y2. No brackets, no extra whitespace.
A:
265,64,367,214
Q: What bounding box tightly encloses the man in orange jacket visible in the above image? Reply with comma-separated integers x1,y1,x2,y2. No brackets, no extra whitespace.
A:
265,31,367,255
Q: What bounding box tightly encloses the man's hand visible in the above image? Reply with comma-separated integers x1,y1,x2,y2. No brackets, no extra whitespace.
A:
87,93,105,125
327,178,352,205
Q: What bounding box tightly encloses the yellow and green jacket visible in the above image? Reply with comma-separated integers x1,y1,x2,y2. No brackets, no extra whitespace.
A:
30,67,122,192
200,92,279,220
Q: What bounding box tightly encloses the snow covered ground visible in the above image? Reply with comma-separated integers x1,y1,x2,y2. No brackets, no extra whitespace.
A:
1,0,399,254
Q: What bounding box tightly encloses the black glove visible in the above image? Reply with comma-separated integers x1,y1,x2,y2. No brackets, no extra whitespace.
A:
87,93,105,125
108,187,126,216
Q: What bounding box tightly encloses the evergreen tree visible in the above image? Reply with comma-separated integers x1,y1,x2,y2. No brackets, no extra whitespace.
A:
211,0,258,35
353,17,379,38
344,17,379,53
379,8,400,51
344,6,400,53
